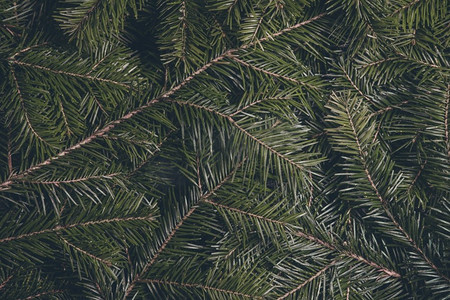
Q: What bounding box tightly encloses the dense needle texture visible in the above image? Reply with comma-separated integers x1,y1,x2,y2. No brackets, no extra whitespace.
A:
0,0,449,299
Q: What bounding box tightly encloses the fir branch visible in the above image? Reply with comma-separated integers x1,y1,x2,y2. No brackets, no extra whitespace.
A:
204,199,285,225
340,66,374,105
87,53,111,75
10,60,131,89
390,0,423,16
407,160,427,192
10,43,48,60
359,57,397,68
68,0,103,36
196,154,202,191
205,198,401,278
6,123,13,175
229,118,305,170
369,101,409,118
0,215,155,243
254,13,327,45
230,56,318,90
344,103,449,283
20,289,65,300
135,205,198,277
276,260,337,300
58,99,72,136
0,275,13,291
138,279,262,299
395,52,440,69
168,99,306,171
23,172,121,186
308,171,314,206
59,234,113,266
180,0,188,62
10,67,49,145
125,130,176,178
124,159,246,297
445,84,449,157
227,0,239,13
0,13,326,192
341,251,401,278
90,93,108,115
229,96,291,117
249,7,268,44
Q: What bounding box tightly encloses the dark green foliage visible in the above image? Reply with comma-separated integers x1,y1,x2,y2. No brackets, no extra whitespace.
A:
0,0,449,298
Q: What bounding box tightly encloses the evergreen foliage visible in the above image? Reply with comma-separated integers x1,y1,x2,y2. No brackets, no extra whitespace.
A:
0,0,449,298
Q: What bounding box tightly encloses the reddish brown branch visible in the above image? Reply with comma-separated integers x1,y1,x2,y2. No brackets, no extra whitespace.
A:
231,56,318,90
10,43,48,60
22,289,64,300
124,159,246,297
391,0,422,16
60,235,113,266
360,57,396,68
0,13,326,192
276,260,336,299
341,66,374,106
0,275,13,291
445,85,449,157
407,160,427,192
0,215,155,243
11,60,130,89
345,102,449,283
25,173,121,186
139,279,262,299
205,197,400,278
6,123,13,175
10,67,48,145
229,96,291,117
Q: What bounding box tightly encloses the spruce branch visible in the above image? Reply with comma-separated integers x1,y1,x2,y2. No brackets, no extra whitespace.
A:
10,66,49,145
6,123,13,175
344,100,449,283
206,198,400,278
230,56,319,90
276,260,337,300
137,279,262,299
59,234,113,267
23,172,121,186
229,96,292,117
168,99,307,171
124,159,246,297
0,13,327,192
0,215,155,244
445,84,449,157
66,0,103,36
20,290,65,300
0,275,13,291
10,43,48,60
340,65,374,105
390,0,423,16
369,101,409,118
10,60,131,89
407,160,427,192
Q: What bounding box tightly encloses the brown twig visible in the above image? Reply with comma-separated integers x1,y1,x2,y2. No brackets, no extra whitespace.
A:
0,13,326,192
0,215,155,243
10,67,48,145
276,260,337,299
345,102,449,283
139,279,262,299
59,234,113,266
124,159,246,298
11,60,130,89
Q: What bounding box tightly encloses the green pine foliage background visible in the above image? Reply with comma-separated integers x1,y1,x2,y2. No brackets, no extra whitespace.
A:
0,0,449,299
